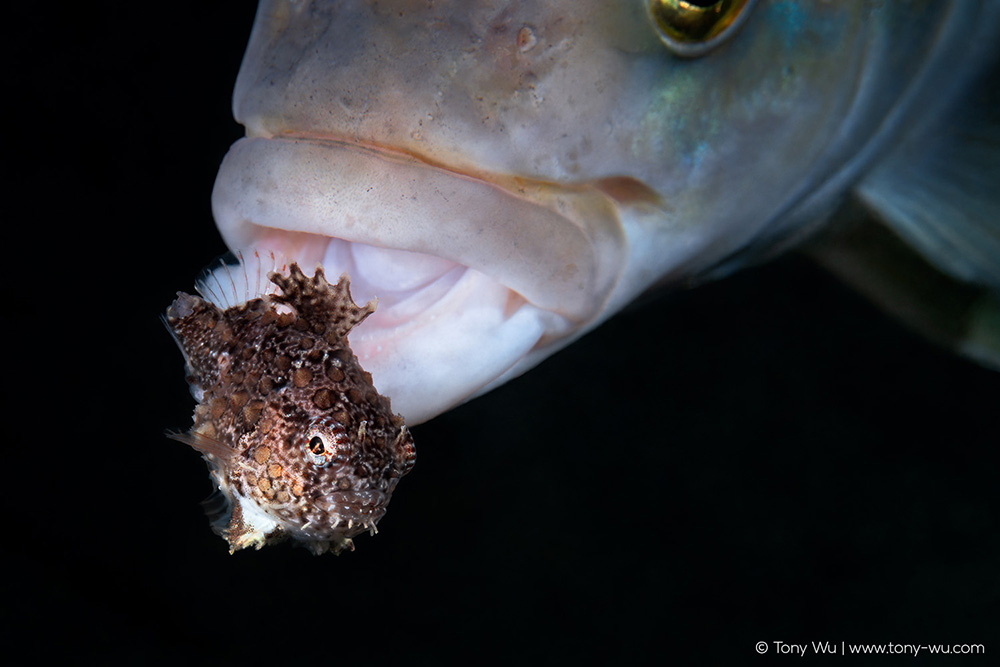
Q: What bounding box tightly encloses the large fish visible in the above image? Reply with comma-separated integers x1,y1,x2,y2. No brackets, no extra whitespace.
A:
208,0,999,426
169,0,1000,551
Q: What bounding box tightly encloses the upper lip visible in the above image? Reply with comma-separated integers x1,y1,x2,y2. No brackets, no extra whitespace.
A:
211,133,627,322
209,132,634,423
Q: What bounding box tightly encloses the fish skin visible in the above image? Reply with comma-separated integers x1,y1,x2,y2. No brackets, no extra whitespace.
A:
166,260,415,554
205,0,999,424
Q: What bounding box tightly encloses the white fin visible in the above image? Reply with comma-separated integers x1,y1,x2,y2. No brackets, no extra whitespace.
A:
195,249,290,310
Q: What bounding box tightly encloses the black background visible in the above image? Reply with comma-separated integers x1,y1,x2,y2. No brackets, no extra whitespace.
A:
6,4,998,664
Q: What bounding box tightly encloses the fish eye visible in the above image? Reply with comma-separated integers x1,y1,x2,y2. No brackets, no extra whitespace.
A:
304,418,350,468
646,0,757,57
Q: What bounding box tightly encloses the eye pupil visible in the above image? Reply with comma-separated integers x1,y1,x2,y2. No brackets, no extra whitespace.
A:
304,419,350,468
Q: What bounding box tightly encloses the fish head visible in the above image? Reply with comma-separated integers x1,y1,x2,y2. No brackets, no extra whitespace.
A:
167,259,416,553
211,0,955,423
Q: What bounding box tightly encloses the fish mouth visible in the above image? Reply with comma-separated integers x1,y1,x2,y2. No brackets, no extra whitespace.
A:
311,488,389,537
212,135,627,423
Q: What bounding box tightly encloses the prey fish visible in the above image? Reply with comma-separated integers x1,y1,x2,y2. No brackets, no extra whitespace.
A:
166,254,415,553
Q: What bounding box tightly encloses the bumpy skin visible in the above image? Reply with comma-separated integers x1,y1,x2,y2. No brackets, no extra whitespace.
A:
166,264,415,554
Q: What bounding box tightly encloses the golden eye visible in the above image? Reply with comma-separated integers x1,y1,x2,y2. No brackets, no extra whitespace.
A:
646,0,756,57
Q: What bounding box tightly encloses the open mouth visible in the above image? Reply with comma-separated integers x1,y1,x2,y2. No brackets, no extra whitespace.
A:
211,135,627,423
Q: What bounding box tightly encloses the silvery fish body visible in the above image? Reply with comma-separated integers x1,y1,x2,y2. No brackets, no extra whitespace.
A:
208,0,1000,425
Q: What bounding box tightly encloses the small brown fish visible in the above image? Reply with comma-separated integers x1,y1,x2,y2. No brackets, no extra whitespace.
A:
165,254,415,554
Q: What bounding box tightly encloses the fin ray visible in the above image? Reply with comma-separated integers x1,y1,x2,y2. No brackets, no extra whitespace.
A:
195,249,290,309
856,51,1000,291
166,429,237,463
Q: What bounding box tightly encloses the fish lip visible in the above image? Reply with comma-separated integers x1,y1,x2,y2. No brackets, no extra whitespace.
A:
211,133,626,323
287,490,389,539
210,133,630,423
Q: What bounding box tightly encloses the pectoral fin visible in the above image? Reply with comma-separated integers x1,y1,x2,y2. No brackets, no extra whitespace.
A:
807,53,1000,368
805,202,1000,369
854,81,1000,292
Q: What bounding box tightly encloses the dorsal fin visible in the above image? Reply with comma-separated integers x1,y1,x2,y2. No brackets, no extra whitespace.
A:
269,263,376,339
195,249,288,309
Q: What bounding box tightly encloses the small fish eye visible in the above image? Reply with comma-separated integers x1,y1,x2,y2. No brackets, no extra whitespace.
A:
646,0,757,57
304,418,350,468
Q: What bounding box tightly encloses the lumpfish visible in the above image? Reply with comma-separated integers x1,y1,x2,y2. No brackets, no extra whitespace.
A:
166,254,415,553
208,0,1000,426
